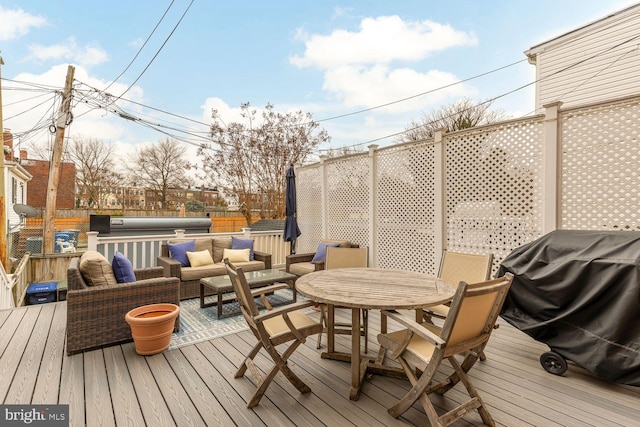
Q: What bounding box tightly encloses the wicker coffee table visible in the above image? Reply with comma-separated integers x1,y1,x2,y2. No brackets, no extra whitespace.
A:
199,269,297,318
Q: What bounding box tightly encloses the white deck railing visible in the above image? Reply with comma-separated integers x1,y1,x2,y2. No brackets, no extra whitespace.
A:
87,228,290,269
0,253,30,310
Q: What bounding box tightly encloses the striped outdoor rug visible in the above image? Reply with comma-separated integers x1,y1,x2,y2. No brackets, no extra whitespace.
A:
168,289,299,350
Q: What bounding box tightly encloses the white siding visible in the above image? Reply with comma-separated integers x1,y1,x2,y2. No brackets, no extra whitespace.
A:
5,163,32,232
529,6,640,110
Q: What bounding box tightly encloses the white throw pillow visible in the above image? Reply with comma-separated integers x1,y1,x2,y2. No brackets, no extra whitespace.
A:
186,250,214,267
223,248,251,263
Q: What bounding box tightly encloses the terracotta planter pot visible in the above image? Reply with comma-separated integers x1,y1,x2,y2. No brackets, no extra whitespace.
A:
125,303,180,355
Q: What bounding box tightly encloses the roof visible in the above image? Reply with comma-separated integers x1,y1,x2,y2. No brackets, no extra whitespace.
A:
249,219,285,231
525,3,640,60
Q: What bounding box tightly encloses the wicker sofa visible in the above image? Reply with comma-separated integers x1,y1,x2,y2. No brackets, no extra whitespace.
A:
286,239,359,278
66,256,180,355
157,236,272,300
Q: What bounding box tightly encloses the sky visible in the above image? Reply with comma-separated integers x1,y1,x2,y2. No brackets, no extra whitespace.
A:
1,0,638,179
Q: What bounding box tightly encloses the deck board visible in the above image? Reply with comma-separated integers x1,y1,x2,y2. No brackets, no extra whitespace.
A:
178,343,265,426
32,302,66,404
0,307,37,402
59,350,85,424
84,349,115,426
1,301,639,427
122,342,175,427
103,345,146,426
5,303,53,404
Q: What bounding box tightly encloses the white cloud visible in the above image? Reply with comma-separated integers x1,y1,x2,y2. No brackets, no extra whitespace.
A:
200,97,294,127
0,6,47,41
128,37,144,49
25,37,108,67
331,6,353,20
289,15,478,115
290,15,477,69
201,97,246,125
322,65,472,112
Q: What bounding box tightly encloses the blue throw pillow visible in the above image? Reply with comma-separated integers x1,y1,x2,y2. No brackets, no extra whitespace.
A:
311,242,340,263
168,240,195,267
232,236,255,261
112,251,136,283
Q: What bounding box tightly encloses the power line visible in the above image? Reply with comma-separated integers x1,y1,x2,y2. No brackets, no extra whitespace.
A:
102,0,176,93
320,30,640,152
9,8,640,159
74,82,211,128
3,93,57,121
2,90,53,107
314,58,528,123
115,0,195,101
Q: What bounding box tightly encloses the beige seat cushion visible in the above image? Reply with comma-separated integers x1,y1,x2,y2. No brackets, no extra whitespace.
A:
180,260,265,282
289,262,317,277
264,310,319,339
181,263,227,281
232,260,265,273
79,251,117,287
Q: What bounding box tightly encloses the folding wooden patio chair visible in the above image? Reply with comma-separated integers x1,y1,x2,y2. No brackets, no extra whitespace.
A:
423,250,494,360
224,259,323,408
377,273,513,426
316,246,369,350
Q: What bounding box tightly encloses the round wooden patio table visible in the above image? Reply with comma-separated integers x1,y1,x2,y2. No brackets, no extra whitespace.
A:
295,268,455,400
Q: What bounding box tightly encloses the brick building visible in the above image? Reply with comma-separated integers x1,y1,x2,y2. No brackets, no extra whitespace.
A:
144,186,222,211
18,151,76,209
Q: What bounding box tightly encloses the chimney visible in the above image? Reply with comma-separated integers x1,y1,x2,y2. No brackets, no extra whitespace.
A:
3,129,13,161
20,149,28,160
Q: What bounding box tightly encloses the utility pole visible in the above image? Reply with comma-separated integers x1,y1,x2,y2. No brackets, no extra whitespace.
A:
43,65,75,254
0,55,7,269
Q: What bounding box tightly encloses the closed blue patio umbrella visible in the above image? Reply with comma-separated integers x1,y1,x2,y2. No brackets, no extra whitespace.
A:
283,164,301,254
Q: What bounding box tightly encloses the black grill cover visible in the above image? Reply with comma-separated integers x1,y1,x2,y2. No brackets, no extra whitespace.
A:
498,230,640,385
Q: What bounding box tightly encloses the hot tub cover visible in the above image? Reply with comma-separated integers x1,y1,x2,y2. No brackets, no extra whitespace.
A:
498,230,640,385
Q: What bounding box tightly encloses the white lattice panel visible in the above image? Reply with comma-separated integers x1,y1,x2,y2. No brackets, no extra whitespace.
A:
325,155,371,247
376,142,437,274
445,120,544,271
296,165,323,253
561,98,640,230
295,96,640,276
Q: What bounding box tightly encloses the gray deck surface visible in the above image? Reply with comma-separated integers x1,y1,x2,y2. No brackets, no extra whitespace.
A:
1,302,639,426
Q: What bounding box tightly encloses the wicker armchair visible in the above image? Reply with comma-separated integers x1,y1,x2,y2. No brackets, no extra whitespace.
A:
66,257,180,355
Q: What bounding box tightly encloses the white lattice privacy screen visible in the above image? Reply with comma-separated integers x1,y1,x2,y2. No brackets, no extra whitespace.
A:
325,155,371,248
561,98,640,230
445,118,544,271
377,142,437,274
295,95,640,275
296,165,323,253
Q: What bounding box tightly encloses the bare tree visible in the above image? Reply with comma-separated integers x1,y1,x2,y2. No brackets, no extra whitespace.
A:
66,135,122,209
198,102,329,225
19,138,53,161
323,146,365,158
399,98,507,142
127,138,192,209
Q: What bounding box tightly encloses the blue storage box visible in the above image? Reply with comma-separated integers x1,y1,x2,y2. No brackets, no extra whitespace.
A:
27,281,58,305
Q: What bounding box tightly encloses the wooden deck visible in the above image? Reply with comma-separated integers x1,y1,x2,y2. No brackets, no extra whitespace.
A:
1,302,639,427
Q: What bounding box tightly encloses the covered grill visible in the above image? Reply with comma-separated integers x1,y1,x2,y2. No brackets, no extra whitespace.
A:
90,215,211,236
498,230,640,386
